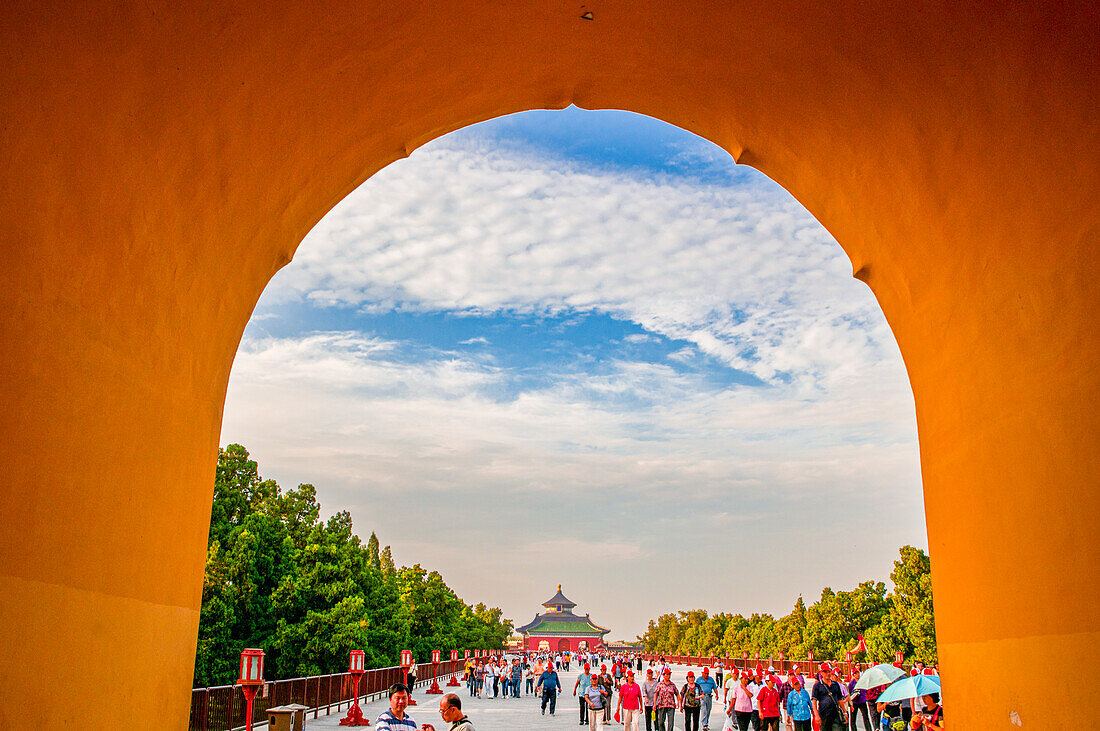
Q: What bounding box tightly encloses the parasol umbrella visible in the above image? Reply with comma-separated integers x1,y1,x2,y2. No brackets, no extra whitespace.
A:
852,663,907,691
876,674,942,704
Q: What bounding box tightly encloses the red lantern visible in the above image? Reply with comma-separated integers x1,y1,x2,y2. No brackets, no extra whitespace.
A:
238,648,264,686
400,650,418,705
895,651,905,664
427,650,443,694
447,650,461,687
464,649,471,660
237,649,265,731
339,651,370,726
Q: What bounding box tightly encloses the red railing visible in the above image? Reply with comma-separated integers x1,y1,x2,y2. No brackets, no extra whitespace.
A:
189,659,465,731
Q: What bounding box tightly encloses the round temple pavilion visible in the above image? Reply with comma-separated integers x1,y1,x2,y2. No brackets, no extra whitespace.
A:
515,585,610,652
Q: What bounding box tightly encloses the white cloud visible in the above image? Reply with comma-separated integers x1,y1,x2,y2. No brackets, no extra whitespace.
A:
224,129,925,638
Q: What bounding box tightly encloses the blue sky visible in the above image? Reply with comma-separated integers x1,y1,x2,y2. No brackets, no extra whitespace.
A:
224,107,925,639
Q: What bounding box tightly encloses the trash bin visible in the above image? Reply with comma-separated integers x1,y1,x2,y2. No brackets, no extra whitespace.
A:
266,703,308,731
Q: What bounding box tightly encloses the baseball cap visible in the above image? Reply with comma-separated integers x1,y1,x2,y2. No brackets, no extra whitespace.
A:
820,662,833,673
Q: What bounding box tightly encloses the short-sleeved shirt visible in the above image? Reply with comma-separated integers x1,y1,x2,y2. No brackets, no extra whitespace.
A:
811,680,843,722
748,682,761,712
681,683,701,708
375,710,417,731
696,676,718,696
723,675,739,697
733,685,753,713
585,684,606,710
758,686,780,717
653,679,678,709
786,687,812,722
642,679,659,707
620,681,643,710
577,673,593,693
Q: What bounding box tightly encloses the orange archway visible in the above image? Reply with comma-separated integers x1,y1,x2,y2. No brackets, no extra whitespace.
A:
0,2,1096,728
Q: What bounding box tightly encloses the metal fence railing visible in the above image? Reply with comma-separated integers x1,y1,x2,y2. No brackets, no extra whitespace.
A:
189,659,464,731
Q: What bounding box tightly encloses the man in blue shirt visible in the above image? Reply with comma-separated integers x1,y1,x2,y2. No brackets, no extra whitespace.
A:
536,663,562,716
695,666,719,731
376,683,418,731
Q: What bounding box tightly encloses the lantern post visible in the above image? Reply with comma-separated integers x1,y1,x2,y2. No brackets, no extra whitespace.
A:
807,650,815,677
339,650,370,726
427,650,443,694
895,650,905,667
448,650,461,686
846,651,854,678
237,648,265,731
400,649,418,705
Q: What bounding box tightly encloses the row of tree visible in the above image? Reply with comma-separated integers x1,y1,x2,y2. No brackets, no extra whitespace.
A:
637,546,936,664
194,445,512,687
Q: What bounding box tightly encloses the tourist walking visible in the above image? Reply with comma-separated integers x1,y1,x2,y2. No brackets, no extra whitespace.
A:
653,668,680,731
575,663,594,726
681,671,702,731
618,670,644,731
811,663,847,731
511,660,522,698
585,674,609,731
599,665,615,724
846,669,871,731
537,661,562,715
726,672,754,731
696,666,718,731
756,675,780,731
526,661,535,695
375,683,417,731
642,667,659,731
784,673,812,731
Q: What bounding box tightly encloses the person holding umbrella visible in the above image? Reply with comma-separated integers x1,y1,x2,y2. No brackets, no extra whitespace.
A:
846,669,871,731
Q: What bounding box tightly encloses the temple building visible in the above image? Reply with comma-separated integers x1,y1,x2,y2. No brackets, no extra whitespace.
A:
515,585,610,652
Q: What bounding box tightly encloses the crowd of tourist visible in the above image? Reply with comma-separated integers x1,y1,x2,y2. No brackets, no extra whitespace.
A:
381,651,943,731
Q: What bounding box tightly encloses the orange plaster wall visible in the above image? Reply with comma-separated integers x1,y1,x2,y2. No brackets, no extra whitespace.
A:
0,2,1096,728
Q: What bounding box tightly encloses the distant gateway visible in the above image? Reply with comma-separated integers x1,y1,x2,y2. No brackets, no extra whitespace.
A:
515,585,610,652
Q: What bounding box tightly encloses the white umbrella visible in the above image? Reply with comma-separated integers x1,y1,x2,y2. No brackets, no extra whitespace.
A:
852,663,907,690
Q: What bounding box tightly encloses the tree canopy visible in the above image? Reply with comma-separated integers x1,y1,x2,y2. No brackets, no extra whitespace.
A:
194,444,512,687
637,546,936,664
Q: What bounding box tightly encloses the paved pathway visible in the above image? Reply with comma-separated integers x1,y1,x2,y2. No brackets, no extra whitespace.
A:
305,663,734,731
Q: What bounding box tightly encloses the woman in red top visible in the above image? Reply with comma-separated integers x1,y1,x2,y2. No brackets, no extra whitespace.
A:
756,675,781,731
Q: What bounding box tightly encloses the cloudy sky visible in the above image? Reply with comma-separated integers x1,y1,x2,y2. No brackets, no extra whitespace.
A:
221,107,926,641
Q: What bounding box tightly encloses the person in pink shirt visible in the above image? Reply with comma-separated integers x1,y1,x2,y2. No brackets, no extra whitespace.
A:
725,671,755,731
617,670,644,731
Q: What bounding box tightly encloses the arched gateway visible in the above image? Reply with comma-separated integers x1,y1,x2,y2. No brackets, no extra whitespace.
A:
0,2,1096,728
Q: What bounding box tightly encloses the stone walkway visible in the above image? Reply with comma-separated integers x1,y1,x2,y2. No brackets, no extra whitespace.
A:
305,663,734,731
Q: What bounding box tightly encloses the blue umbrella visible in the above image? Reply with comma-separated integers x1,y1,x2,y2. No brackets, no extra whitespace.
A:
876,674,941,703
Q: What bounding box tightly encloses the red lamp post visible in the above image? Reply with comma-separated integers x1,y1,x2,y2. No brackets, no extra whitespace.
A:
807,650,815,676
447,650,461,686
427,650,443,694
401,649,418,705
237,648,265,731
895,650,905,665
846,651,854,678
339,650,370,726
